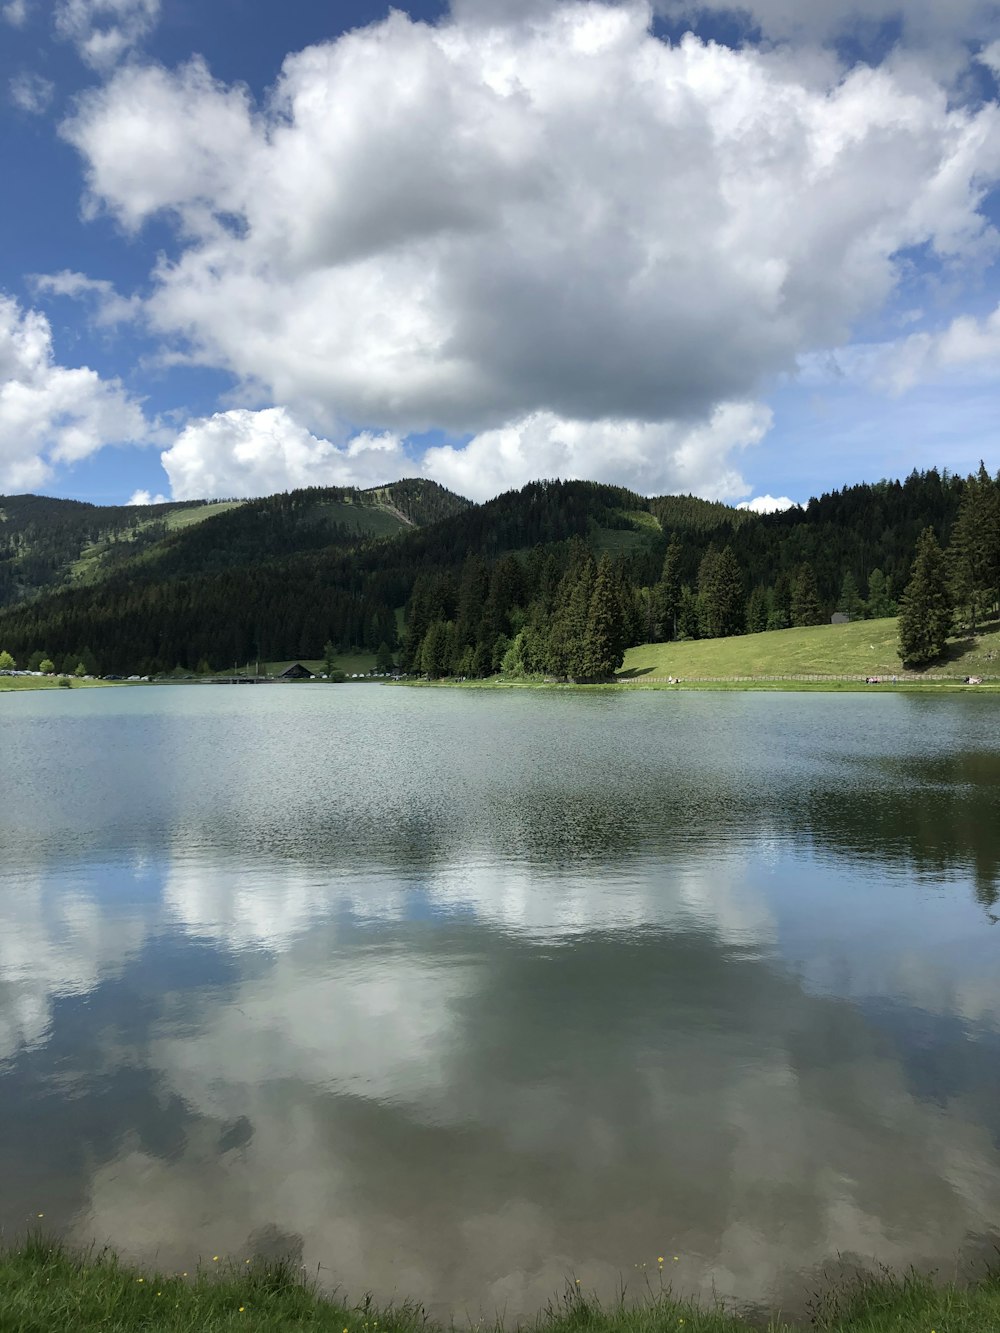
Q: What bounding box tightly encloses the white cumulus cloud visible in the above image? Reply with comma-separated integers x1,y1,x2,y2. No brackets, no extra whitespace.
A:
736,493,797,513
55,0,160,69
0,294,150,491
61,3,1000,500
161,407,407,500
423,402,772,501
880,301,1000,393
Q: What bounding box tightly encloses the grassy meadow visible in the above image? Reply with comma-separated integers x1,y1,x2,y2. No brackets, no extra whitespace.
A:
2,1239,1000,1333
620,616,1000,683
0,675,112,692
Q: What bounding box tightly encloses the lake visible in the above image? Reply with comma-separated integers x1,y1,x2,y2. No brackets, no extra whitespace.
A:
1,685,999,1320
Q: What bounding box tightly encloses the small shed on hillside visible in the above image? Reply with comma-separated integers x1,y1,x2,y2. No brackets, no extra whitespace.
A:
279,662,315,679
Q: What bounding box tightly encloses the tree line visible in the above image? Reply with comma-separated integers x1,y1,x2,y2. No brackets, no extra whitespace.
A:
0,468,996,678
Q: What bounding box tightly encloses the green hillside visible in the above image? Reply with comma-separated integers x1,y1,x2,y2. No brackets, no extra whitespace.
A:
621,616,1000,681
0,467,995,681
69,500,245,584
0,493,213,606
0,478,471,610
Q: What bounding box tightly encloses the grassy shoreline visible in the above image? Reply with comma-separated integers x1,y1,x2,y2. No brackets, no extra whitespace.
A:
0,676,116,692
2,1239,1000,1333
402,675,999,692
6,674,998,695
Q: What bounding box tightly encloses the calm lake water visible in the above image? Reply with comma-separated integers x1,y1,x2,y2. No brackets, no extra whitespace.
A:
2,686,999,1319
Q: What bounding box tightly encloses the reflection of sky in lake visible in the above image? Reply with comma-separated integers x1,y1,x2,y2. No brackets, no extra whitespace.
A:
1,687,999,1319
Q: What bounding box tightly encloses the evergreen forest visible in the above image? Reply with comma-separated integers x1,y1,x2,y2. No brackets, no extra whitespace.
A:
0,465,997,679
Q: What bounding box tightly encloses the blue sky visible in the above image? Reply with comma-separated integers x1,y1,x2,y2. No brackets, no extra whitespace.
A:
1,0,998,508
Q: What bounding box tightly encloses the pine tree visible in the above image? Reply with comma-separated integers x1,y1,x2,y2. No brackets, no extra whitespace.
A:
580,553,626,680
419,620,457,679
836,571,865,621
699,546,744,638
654,537,682,641
898,527,954,667
745,586,768,634
375,641,395,673
322,640,337,677
677,586,700,639
771,572,792,628
546,547,595,678
563,561,595,679
791,563,823,626
950,464,999,631
865,569,896,619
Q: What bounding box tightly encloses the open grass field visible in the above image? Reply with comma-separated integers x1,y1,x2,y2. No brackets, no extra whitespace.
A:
2,1239,999,1333
162,501,245,533
0,675,113,692
620,616,1000,682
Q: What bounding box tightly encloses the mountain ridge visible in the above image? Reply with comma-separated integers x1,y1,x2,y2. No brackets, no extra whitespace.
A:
0,467,994,678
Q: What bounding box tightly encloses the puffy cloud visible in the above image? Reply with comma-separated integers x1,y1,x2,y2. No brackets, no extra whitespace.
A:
64,59,258,233
0,294,150,490
736,493,797,513
33,270,141,327
8,72,54,115
54,0,159,70
155,400,769,502
880,302,1000,392
160,407,407,500
423,401,771,501
126,488,167,505
62,5,1000,499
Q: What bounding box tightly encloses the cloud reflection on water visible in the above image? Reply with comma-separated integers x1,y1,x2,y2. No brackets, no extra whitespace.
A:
1,689,999,1319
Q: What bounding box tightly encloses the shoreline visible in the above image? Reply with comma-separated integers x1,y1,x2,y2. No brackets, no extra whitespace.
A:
3,1239,1000,1333
398,675,1000,693
5,674,999,694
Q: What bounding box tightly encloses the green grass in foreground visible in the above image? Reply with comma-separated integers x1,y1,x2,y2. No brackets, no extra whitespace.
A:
621,616,1000,682
2,1240,1000,1333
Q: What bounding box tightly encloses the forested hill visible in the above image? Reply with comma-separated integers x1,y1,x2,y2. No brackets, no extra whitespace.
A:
0,467,995,678
0,478,470,609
